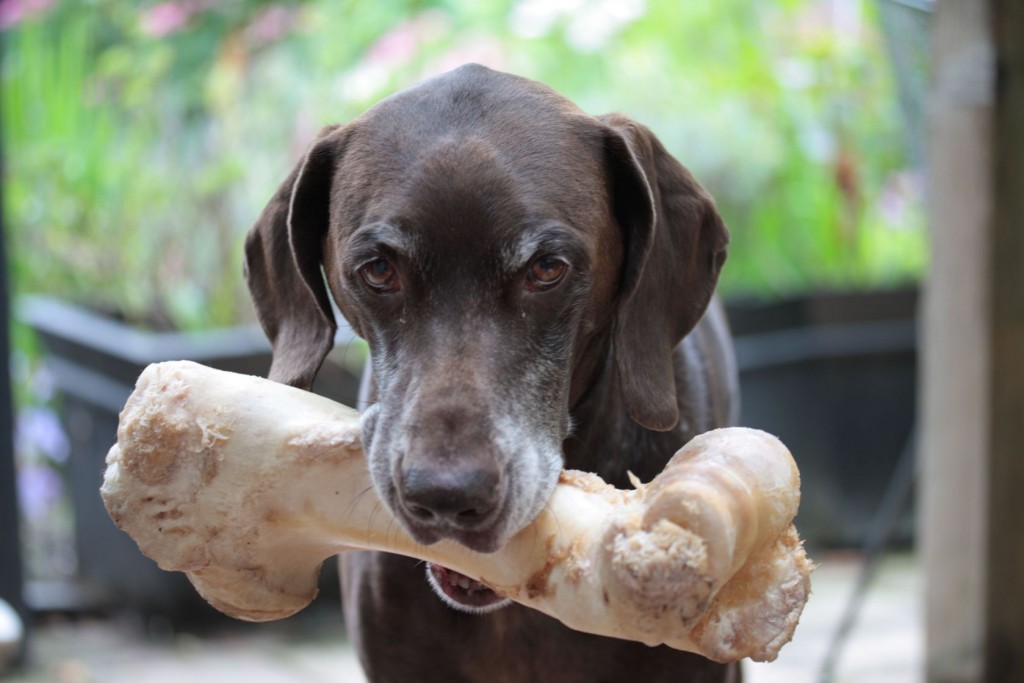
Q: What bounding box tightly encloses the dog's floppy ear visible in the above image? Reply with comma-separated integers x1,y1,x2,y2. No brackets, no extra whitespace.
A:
600,114,729,432
244,125,345,389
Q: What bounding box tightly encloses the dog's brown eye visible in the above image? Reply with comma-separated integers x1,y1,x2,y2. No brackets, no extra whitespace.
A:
526,255,568,290
360,258,399,292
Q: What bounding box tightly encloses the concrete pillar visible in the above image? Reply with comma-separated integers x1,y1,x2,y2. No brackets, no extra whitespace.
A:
922,1,1024,681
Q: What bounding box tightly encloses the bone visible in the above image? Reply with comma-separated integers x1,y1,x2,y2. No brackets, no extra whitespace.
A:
100,361,812,663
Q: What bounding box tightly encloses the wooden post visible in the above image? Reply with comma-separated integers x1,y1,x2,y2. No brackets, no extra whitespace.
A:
984,0,1024,680
923,1,1024,681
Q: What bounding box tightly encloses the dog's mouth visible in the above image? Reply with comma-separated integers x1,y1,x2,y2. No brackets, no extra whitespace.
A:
426,563,512,614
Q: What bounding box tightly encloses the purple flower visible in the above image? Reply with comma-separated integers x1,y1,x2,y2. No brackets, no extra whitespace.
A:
16,407,69,464
16,463,65,520
878,171,923,227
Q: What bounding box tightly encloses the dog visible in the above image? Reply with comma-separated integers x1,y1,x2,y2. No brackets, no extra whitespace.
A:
244,64,739,683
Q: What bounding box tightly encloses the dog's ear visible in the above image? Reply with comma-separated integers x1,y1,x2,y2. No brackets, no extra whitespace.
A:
600,114,729,432
244,125,345,389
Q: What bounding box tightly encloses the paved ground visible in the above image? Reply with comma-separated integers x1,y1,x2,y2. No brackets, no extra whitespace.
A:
5,552,922,683
746,552,923,683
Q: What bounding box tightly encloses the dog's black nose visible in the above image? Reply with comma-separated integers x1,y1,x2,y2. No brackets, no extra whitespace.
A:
399,459,501,530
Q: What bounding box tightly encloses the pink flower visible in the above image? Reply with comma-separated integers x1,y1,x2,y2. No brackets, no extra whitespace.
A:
364,11,449,67
367,21,420,65
244,4,296,46
0,0,54,29
428,38,508,78
140,1,193,37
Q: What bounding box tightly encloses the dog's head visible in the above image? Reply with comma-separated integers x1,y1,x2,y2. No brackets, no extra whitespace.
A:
244,64,727,554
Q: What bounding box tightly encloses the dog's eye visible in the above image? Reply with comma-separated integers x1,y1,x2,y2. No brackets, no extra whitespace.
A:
360,257,399,292
526,255,568,290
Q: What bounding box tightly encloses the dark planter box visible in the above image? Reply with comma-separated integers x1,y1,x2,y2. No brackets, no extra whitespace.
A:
727,287,918,548
19,296,363,615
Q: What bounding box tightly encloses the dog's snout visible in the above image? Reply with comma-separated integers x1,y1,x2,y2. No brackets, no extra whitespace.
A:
399,459,501,530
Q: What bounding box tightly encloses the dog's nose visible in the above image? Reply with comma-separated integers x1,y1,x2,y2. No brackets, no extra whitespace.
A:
398,459,501,530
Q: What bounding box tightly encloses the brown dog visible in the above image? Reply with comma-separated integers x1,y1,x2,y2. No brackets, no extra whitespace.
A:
245,64,739,683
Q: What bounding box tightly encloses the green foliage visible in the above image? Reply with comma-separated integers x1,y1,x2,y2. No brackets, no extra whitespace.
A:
3,0,926,332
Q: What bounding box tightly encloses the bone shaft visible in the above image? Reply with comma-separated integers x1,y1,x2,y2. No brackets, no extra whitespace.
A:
156,364,546,589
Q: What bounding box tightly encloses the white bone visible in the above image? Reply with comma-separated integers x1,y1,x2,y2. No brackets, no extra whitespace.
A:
101,361,811,663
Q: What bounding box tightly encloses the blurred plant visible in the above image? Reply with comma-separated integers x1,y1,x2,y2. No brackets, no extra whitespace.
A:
3,0,298,329
2,0,925,337
489,0,928,295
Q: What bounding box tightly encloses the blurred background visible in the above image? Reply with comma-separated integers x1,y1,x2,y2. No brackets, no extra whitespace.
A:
1,0,939,681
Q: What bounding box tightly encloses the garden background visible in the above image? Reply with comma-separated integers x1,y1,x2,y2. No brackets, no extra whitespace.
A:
2,0,927,647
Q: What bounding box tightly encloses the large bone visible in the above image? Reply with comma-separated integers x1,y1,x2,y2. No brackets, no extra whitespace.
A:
101,361,812,663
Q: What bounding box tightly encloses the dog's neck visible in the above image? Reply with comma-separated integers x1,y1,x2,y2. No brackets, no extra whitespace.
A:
564,340,691,488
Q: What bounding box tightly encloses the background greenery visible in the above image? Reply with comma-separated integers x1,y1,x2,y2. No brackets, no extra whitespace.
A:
3,0,926,332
